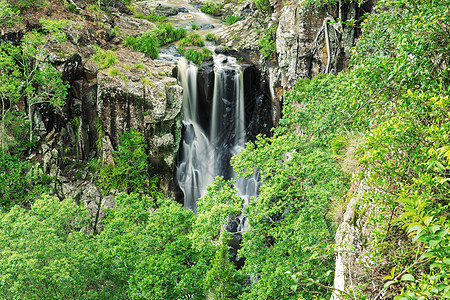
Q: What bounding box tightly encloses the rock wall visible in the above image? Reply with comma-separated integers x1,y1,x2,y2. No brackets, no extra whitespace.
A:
330,179,380,299
220,0,374,125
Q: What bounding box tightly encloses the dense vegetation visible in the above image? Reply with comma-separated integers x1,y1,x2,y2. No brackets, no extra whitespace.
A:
0,0,448,299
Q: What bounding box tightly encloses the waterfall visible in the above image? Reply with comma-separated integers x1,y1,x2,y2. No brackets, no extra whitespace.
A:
176,55,258,213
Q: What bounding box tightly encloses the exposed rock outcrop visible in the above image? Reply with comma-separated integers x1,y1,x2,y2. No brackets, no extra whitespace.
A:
218,0,374,125
331,179,381,299
96,49,182,183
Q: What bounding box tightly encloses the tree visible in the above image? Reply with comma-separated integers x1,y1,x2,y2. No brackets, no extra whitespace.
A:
98,129,153,195
204,231,241,300
98,193,207,299
12,20,69,146
0,42,23,154
0,195,102,299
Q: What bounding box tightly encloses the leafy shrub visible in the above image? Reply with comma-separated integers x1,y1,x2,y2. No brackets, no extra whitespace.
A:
99,193,206,299
205,33,219,42
8,0,47,10
125,23,186,59
184,48,212,65
178,33,204,54
191,23,199,30
99,129,153,195
255,0,272,13
225,15,241,25
108,66,121,76
258,24,277,59
134,11,168,24
153,22,187,45
0,154,52,210
92,46,117,69
125,33,159,58
0,195,102,299
200,2,223,15
0,0,19,25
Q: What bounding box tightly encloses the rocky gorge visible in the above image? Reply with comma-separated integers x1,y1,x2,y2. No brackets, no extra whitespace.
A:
1,0,447,299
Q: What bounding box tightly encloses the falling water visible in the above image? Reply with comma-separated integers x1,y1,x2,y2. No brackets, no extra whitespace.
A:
176,55,258,213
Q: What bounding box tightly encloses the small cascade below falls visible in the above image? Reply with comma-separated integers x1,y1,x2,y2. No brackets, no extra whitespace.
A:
176,55,259,214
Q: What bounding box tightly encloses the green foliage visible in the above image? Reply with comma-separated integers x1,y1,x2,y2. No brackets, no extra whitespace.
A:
258,24,277,60
204,232,242,299
99,193,207,299
40,19,70,42
178,33,204,53
193,177,243,252
134,12,168,24
0,195,102,299
200,1,224,15
125,23,186,59
0,154,50,210
254,0,272,14
191,23,199,30
0,42,23,154
98,129,152,195
205,33,219,42
232,74,349,299
0,112,31,155
92,46,117,69
108,66,121,76
154,22,187,45
13,27,69,146
0,0,19,26
8,0,47,11
125,33,159,59
177,33,210,64
225,15,241,25
184,48,213,65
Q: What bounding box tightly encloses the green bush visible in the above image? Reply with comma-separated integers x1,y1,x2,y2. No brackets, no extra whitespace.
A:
154,22,187,45
205,33,219,42
125,23,186,59
259,24,277,60
178,33,204,54
8,0,46,10
200,2,223,15
92,46,117,69
184,48,212,65
0,195,102,299
134,11,168,24
225,15,241,25
108,66,121,76
0,154,51,211
125,33,159,58
255,0,272,13
98,129,162,198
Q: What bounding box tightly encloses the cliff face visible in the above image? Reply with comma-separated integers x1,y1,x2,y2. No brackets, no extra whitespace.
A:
0,3,184,230
219,0,370,125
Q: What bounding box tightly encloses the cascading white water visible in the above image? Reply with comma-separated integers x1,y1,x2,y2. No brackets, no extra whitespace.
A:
176,55,258,214
176,58,214,212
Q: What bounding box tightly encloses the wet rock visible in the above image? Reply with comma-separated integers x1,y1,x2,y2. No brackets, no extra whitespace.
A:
176,7,189,13
155,5,179,16
198,24,215,30
214,46,227,54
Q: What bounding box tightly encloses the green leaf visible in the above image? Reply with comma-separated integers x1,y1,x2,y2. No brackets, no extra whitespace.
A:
384,280,396,289
401,274,415,282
